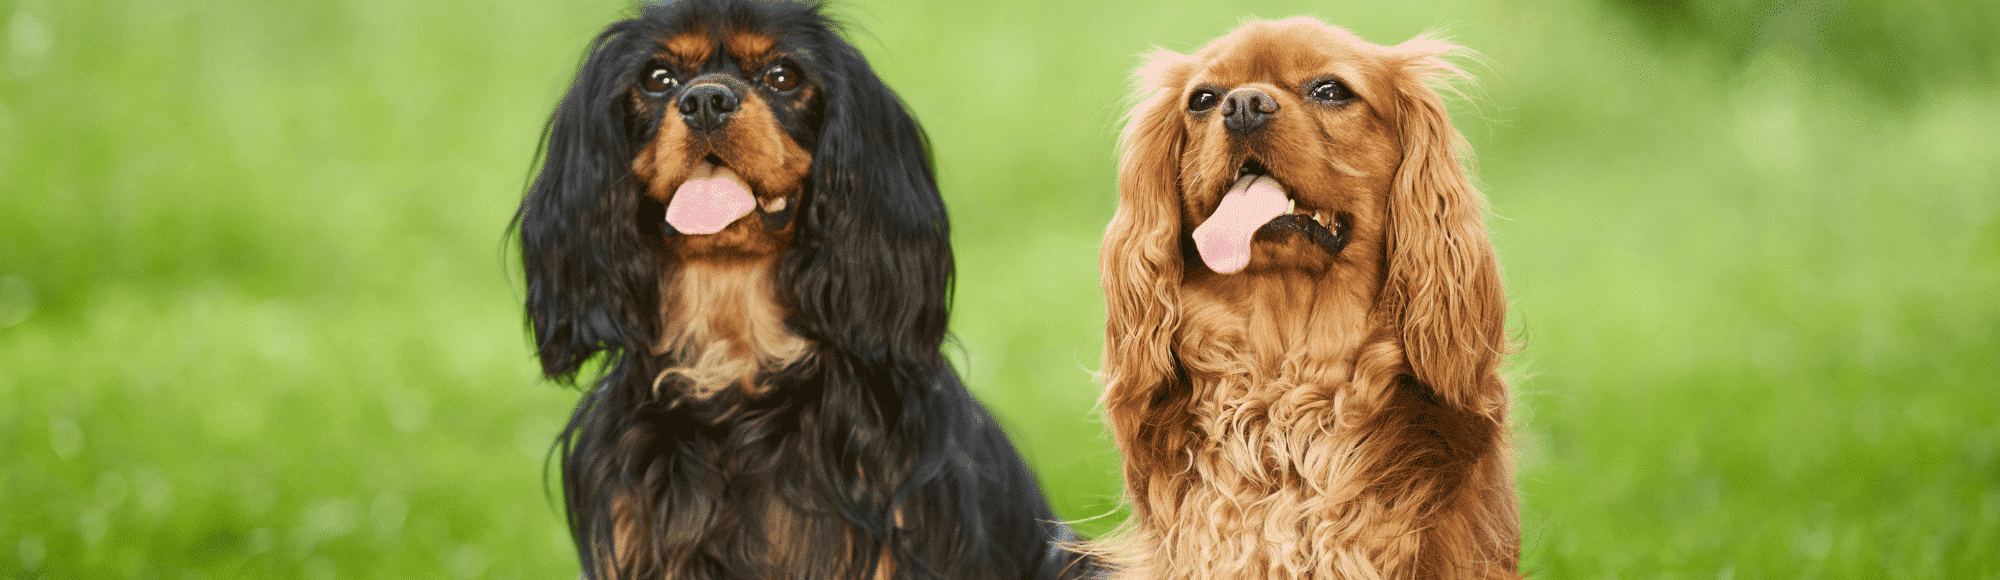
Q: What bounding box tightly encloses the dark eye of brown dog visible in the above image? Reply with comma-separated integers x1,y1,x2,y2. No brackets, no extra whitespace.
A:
1187,89,1219,113
641,67,677,96
1308,79,1355,103
763,64,799,91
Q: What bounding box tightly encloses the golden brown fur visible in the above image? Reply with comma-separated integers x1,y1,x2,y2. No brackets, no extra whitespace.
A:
651,255,812,401
1096,18,1517,580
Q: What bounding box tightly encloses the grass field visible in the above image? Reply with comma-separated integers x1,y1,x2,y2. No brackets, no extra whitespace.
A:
3,0,1995,578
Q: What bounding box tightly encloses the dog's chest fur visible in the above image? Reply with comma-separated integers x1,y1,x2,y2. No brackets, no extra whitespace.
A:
1125,270,1507,579
654,256,812,401
607,413,903,580
1173,269,1376,384
615,256,908,578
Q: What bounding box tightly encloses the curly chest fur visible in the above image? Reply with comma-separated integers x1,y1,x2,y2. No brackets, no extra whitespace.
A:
1171,270,1377,383
653,257,813,402
1121,274,1513,579
1128,370,1511,580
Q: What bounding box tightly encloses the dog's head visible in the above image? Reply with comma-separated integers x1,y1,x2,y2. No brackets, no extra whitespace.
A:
518,0,952,383
1102,18,1505,412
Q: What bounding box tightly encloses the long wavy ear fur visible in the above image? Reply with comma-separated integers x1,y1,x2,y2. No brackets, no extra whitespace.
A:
781,32,954,376
515,22,662,383
774,21,1072,579
1099,50,1198,513
1380,40,1508,415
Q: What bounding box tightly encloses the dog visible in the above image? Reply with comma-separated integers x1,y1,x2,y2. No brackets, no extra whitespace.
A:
1095,18,1519,580
513,1,1100,578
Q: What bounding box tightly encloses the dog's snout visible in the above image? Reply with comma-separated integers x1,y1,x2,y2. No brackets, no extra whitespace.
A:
1222,89,1278,135
678,83,740,132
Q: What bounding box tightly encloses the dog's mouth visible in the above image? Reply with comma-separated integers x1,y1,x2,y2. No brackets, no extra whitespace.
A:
661,155,796,236
1190,158,1349,273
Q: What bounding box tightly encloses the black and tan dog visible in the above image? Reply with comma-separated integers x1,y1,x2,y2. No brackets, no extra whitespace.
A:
514,1,1099,578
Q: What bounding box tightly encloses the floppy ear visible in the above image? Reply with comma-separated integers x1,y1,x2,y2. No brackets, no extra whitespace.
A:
782,38,954,373
1099,51,1196,508
515,24,663,383
1379,41,1508,414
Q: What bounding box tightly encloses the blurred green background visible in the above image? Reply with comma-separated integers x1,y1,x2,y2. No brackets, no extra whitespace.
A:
3,0,1995,577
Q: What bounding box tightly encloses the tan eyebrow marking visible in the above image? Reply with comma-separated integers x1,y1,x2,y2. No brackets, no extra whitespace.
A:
727,31,774,63
662,33,713,68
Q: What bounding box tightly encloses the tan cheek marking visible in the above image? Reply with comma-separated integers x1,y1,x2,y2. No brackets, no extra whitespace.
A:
722,91,813,196
634,116,696,204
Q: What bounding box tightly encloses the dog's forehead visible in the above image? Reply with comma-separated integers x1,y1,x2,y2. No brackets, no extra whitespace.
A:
654,27,783,70
1195,19,1385,89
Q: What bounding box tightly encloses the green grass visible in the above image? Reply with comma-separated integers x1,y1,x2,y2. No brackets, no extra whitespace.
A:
3,0,1995,578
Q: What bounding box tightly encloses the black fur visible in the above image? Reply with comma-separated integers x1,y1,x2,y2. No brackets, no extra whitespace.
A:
512,1,1099,579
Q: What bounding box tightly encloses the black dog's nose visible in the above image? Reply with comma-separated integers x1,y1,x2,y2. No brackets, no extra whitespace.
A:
678,83,739,132
1221,89,1278,135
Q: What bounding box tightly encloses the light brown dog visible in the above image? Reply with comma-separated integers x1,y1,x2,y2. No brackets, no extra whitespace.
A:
1097,18,1518,580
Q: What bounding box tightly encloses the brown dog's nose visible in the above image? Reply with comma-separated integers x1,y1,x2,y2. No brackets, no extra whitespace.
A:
1221,89,1278,135
679,83,739,132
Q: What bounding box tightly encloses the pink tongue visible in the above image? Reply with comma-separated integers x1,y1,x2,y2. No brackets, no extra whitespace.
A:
1191,175,1289,274
664,165,756,235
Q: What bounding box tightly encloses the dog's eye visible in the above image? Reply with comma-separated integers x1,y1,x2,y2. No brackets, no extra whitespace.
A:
641,67,678,95
1188,89,1219,112
1308,79,1355,102
763,64,800,91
